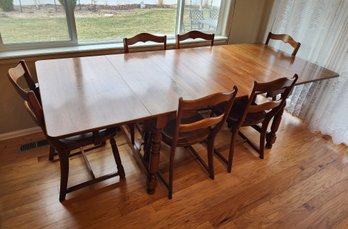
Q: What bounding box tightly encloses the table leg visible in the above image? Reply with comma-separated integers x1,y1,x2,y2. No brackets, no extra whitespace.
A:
146,115,167,194
266,104,285,149
143,120,152,164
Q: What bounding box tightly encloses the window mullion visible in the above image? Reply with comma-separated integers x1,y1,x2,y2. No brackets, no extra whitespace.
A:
176,0,186,34
65,0,78,44
0,33,4,51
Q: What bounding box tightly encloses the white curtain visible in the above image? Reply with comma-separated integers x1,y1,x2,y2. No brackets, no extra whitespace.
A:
266,0,348,145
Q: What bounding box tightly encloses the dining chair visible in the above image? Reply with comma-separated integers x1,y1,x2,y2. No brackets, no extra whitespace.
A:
265,32,301,56
8,63,108,162
176,30,215,49
123,33,167,53
158,86,237,199
24,90,125,202
216,75,298,173
8,62,58,160
8,66,125,201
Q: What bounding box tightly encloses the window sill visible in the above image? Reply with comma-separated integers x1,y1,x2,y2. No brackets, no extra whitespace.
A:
0,36,228,61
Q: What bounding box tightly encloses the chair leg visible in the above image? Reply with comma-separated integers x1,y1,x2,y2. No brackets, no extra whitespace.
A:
49,145,55,161
168,148,176,199
143,121,152,163
57,150,69,202
110,137,125,179
207,138,215,180
128,124,135,145
227,127,238,173
259,125,268,159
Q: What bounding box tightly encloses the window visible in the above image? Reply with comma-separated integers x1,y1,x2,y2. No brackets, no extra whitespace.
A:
0,0,70,44
0,0,230,51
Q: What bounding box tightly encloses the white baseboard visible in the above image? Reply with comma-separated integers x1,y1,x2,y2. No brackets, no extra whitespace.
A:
0,127,42,141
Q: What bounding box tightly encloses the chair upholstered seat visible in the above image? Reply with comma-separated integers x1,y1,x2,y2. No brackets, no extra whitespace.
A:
229,110,266,127
60,128,116,150
161,114,210,147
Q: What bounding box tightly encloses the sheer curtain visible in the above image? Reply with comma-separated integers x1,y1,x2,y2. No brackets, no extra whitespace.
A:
266,0,348,145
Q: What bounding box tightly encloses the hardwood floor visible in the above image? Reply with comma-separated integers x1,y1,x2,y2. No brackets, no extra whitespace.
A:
0,112,347,228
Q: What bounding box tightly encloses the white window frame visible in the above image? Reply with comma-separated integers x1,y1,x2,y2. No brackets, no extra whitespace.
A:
0,0,232,52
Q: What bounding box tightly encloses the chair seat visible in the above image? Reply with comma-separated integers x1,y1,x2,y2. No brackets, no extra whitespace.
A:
228,110,266,127
243,112,266,126
162,114,210,147
61,128,116,151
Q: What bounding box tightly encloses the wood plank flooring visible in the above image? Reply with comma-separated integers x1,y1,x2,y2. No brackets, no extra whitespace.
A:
0,112,347,228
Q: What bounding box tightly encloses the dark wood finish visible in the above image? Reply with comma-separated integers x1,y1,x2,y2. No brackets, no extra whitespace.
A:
176,30,214,49
266,32,301,56
24,90,125,202
221,75,298,173
36,44,338,194
123,33,167,53
158,87,237,198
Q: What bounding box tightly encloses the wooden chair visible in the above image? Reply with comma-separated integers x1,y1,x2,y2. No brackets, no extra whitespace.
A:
24,90,125,202
8,64,125,201
8,63,108,162
265,32,301,56
176,30,215,49
123,33,167,53
217,75,298,173
8,60,41,103
8,62,58,160
159,86,237,199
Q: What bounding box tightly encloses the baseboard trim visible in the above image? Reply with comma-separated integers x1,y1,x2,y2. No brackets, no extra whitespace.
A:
0,127,42,141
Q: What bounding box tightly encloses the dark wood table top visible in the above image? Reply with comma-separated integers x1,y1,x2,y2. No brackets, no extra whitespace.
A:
36,44,339,138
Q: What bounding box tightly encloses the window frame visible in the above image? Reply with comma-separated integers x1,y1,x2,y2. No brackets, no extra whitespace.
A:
0,0,232,52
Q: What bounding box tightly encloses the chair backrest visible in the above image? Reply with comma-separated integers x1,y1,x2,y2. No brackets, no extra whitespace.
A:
24,90,63,151
8,60,41,102
8,62,28,100
123,33,167,53
172,86,238,147
176,30,215,49
24,90,47,136
242,74,298,124
265,32,301,56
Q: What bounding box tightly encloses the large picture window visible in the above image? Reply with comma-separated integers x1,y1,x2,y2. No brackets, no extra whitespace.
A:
0,0,229,51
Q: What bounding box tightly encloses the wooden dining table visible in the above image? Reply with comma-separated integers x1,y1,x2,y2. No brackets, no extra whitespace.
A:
36,44,339,194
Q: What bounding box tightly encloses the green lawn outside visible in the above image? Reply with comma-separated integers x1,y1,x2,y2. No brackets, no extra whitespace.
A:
0,8,176,44
75,9,176,42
